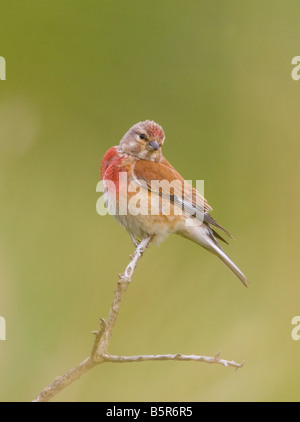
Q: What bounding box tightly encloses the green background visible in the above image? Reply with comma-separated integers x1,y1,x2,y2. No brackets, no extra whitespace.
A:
0,0,300,402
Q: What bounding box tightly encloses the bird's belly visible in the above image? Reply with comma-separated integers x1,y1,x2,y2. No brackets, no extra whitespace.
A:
105,182,186,243
115,213,185,244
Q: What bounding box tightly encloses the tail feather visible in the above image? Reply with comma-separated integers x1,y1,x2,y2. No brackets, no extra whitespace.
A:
213,244,248,287
180,223,248,287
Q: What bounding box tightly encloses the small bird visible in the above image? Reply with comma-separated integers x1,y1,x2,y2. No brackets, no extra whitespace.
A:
100,120,247,287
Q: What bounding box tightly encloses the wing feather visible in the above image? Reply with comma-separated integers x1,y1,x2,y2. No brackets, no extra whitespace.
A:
133,158,233,240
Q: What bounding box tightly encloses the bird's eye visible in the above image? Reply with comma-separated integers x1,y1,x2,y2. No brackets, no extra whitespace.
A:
139,134,146,140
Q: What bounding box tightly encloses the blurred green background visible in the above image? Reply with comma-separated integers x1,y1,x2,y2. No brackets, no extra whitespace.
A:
0,0,300,402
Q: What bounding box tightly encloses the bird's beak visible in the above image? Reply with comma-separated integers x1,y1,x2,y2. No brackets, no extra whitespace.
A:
149,140,159,151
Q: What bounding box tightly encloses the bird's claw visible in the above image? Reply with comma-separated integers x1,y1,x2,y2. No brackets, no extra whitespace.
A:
130,234,140,248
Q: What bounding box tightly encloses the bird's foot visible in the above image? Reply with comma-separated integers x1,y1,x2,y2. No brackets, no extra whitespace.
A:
130,234,140,248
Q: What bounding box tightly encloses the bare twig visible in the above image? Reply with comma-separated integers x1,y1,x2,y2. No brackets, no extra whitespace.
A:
102,352,244,369
33,237,151,402
33,236,244,402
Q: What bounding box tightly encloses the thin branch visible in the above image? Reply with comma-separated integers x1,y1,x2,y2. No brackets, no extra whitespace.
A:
33,236,244,402
102,352,245,369
94,236,152,358
32,357,95,402
33,237,151,402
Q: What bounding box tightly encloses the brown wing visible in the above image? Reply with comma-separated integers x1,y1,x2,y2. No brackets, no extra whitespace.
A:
133,157,233,240
133,158,211,215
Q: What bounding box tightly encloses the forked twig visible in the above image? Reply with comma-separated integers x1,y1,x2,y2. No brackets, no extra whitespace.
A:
33,237,244,402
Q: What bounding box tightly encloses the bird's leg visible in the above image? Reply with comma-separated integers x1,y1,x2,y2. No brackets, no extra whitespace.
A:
130,234,140,248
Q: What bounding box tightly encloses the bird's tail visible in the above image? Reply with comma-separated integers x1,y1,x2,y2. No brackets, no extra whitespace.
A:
180,223,248,287
214,245,248,287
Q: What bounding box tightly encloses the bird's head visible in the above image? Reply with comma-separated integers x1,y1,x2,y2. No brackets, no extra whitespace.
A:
119,120,165,161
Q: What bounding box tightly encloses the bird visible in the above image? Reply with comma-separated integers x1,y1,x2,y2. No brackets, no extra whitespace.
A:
100,120,247,287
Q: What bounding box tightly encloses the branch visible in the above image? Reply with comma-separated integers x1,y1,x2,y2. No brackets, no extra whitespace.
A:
33,237,151,402
33,236,244,402
102,352,244,369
